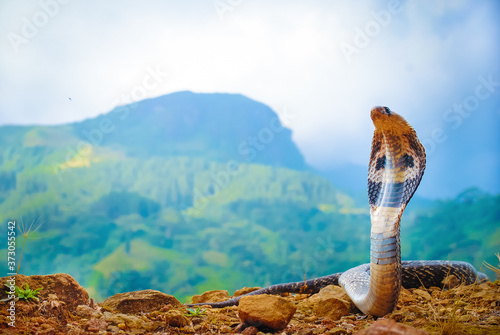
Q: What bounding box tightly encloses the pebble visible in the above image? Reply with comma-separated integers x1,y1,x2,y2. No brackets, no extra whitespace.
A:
238,294,296,331
85,317,108,332
412,289,432,301
485,315,500,325
191,289,230,304
241,326,259,335
164,310,189,327
101,289,182,314
234,287,261,296
354,319,429,334
76,304,102,319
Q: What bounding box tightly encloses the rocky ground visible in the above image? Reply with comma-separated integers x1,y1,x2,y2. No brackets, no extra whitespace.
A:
0,273,499,334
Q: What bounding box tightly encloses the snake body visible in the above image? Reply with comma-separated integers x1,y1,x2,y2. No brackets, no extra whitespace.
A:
187,107,488,316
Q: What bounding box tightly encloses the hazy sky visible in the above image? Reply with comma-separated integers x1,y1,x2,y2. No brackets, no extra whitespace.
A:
1,0,499,197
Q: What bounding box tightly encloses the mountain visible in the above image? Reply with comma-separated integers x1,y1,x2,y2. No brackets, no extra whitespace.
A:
0,91,498,302
71,91,307,169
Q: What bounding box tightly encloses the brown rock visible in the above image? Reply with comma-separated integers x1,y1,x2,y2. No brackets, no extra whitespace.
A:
143,321,161,331
191,289,230,304
354,319,429,335
297,329,314,335
103,311,146,328
399,287,416,303
234,287,261,297
330,328,348,335
485,315,500,325
76,304,102,319
219,325,234,333
412,289,432,301
457,314,472,322
164,310,189,328
1,273,89,312
238,294,296,331
85,318,108,332
241,326,259,335
102,289,181,313
316,285,350,300
307,285,351,320
388,309,407,322
313,297,350,320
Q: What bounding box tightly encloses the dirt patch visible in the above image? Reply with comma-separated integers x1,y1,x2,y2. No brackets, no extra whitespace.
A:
0,274,499,334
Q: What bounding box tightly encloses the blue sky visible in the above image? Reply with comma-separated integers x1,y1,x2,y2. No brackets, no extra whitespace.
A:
0,0,499,197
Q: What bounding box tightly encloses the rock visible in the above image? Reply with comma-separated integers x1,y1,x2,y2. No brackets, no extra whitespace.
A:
297,328,314,335
85,317,108,332
238,294,296,331
164,310,189,328
354,319,429,335
485,315,500,325
330,328,348,335
1,273,89,312
143,321,161,331
407,305,427,316
241,326,259,335
412,289,432,301
313,297,350,320
76,304,102,319
191,289,230,304
398,287,416,303
233,287,261,297
102,289,181,314
305,285,351,306
316,285,350,300
388,309,407,322
306,285,351,320
103,311,146,329
457,314,472,322
219,325,234,333
107,325,121,333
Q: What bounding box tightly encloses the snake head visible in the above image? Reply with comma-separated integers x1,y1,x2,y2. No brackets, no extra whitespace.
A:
370,106,413,134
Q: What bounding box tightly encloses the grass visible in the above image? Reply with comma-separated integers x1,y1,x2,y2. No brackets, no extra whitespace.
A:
483,253,500,282
4,283,43,302
411,271,468,335
437,295,462,335
424,254,500,335
184,307,207,317
17,217,44,274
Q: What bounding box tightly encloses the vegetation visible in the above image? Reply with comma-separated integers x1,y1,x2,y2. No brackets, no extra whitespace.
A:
17,217,44,274
483,253,500,281
5,283,43,302
184,307,207,317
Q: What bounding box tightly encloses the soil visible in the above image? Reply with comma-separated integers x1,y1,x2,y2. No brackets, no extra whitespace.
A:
0,273,499,334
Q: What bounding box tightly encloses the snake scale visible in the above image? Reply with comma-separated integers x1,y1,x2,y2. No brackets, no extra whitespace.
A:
188,107,488,316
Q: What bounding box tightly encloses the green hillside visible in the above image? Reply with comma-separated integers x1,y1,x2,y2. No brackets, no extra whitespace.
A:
0,92,498,302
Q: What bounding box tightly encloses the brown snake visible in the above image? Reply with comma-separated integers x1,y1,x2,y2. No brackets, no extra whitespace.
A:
188,107,488,316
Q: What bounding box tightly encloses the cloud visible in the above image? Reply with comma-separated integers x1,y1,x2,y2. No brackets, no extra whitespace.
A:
0,0,498,190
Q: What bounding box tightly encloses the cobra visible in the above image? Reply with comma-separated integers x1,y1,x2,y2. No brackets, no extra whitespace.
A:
188,107,488,316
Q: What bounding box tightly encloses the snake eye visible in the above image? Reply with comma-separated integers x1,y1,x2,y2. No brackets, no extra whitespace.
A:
383,107,391,115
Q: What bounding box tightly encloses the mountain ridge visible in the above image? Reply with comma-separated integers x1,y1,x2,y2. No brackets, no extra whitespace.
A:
67,91,307,170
